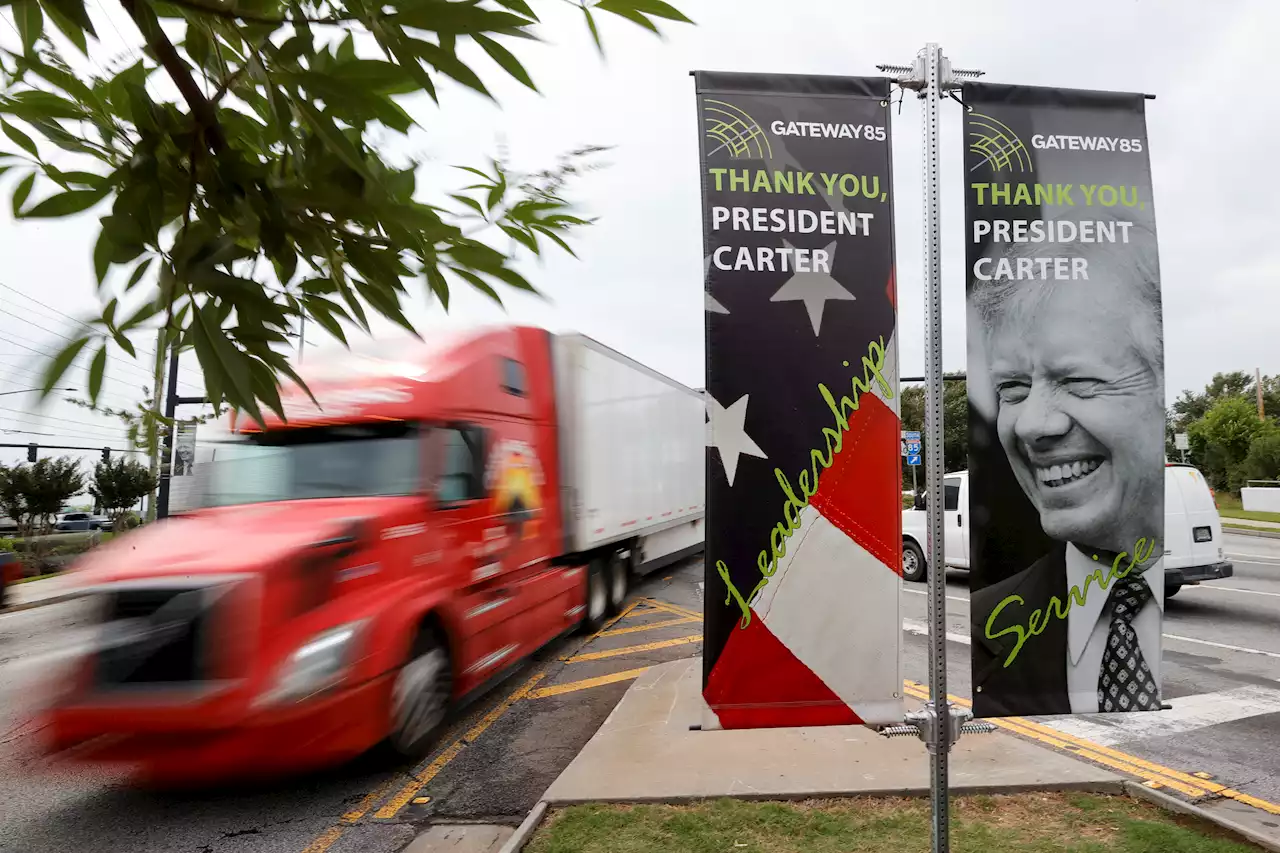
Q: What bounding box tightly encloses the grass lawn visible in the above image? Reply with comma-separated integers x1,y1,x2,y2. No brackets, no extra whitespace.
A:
1216,493,1280,525
527,794,1261,853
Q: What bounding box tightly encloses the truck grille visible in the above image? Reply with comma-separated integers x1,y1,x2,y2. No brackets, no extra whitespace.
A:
95,587,216,687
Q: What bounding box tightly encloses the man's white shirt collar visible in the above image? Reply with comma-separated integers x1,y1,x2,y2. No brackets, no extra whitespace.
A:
1065,543,1165,667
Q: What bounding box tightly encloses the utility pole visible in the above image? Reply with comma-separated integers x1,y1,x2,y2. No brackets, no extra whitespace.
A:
145,330,167,522
1259,368,1266,421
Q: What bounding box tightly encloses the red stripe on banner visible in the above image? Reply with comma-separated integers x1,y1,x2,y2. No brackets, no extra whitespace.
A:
704,609,861,729
809,393,902,575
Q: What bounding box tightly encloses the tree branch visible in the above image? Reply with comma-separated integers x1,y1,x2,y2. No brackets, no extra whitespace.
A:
118,0,226,151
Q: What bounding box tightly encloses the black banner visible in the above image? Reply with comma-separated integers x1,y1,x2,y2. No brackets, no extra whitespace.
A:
963,84,1165,718
695,72,902,729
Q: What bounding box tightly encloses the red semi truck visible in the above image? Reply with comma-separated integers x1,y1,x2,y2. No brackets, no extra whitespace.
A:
38,326,704,780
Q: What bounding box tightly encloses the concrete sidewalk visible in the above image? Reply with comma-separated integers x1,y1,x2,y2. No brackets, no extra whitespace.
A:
3,572,85,611
544,658,1122,804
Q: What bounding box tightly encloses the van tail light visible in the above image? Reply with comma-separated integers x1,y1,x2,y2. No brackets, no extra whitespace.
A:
1193,526,1213,543
1210,488,1218,509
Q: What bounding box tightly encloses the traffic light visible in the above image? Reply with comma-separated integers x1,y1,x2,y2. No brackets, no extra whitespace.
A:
101,447,110,463
26,444,36,463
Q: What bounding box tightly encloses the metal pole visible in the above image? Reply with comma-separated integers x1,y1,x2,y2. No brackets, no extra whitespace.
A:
298,312,307,362
155,346,181,520
1258,368,1266,421
919,42,950,853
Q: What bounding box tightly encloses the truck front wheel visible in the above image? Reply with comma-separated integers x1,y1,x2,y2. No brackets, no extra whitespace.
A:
902,540,927,583
388,632,452,759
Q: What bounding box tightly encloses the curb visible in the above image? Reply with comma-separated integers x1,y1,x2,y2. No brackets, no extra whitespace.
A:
1125,781,1280,852
497,801,547,853
1224,525,1280,540
543,779,1127,806
0,591,85,615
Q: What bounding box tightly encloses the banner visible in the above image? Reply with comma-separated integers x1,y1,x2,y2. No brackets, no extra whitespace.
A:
963,84,1165,718
173,421,198,477
695,71,902,729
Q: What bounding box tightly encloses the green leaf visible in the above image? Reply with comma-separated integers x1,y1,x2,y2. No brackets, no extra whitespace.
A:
593,4,657,33
3,91,84,121
22,185,108,217
391,2,532,36
15,0,44,54
581,5,603,53
12,172,35,216
185,25,211,71
495,0,538,20
500,223,538,253
450,193,485,217
87,343,106,402
2,120,38,157
93,226,113,284
603,0,693,22
195,299,260,424
118,299,160,332
489,265,538,294
126,257,153,287
450,266,503,307
473,33,537,91
425,265,450,311
41,0,93,54
415,42,491,99
296,101,371,180
40,335,91,395
110,328,136,358
533,224,577,258
486,168,507,211
336,59,420,95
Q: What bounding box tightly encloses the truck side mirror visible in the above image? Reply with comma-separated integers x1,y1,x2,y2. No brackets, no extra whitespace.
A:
914,495,926,510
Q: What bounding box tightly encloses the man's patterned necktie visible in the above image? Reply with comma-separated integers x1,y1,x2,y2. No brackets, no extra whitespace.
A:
1097,575,1160,712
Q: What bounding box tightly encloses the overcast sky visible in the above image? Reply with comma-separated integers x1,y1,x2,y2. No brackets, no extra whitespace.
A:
1,0,1275,472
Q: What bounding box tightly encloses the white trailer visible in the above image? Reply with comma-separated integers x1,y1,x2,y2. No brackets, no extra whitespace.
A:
551,333,705,576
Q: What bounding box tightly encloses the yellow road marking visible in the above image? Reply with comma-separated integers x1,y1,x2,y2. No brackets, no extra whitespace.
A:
902,680,1280,813
527,667,652,699
300,827,344,853
567,634,702,663
600,615,701,637
300,775,402,852
643,598,702,619
374,671,547,820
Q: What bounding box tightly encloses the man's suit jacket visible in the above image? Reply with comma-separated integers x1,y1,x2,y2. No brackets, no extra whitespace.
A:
971,544,1073,718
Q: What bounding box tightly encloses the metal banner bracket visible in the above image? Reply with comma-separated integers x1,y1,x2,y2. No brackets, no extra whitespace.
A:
882,702,997,753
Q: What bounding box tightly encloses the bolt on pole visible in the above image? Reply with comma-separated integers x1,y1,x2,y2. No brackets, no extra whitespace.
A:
877,43,989,853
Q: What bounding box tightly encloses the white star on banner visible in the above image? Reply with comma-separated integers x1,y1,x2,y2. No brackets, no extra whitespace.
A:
769,240,855,335
707,393,767,487
704,254,729,314
706,292,729,314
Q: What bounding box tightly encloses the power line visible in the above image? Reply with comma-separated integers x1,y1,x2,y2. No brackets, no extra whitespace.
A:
0,358,145,409
0,413,123,439
0,310,165,386
0,403,128,435
0,282,205,383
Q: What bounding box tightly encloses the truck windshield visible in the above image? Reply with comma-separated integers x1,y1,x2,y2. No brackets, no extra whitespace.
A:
198,422,422,507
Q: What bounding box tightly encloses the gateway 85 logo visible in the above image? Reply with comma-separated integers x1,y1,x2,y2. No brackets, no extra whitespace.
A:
703,99,773,161
968,112,1033,173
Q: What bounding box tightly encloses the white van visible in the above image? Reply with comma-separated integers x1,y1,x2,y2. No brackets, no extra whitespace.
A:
901,465,1233,597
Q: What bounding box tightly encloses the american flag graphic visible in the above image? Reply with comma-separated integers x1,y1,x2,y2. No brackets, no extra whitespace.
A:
694,72,903,728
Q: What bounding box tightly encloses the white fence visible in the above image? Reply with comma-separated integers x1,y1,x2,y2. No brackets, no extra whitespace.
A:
1242,483,1280,514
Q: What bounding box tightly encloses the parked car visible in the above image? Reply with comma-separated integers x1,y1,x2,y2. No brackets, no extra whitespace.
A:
0,551,20,607
901,465,1233,597
54,512,94,532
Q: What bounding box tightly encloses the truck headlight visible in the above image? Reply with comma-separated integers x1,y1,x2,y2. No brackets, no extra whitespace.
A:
256,621,367,707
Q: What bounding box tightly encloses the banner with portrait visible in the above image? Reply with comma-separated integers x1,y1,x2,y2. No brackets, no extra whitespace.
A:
694,71,902,729
963,83,1165,718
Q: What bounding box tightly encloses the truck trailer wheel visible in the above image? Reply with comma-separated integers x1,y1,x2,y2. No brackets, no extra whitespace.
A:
1165,582,1182,599
606,550,630,615
387,631,452,760
580,559,608,634
902,540,927,583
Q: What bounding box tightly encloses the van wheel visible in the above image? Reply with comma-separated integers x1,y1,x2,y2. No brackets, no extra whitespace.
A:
1165,583,1182,599
387,631,452,760
580,560,608,634
902,540,927,583
606,551,630,615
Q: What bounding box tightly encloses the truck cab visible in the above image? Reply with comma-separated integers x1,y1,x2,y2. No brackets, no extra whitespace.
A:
901,467,1234,596
37,326,615,780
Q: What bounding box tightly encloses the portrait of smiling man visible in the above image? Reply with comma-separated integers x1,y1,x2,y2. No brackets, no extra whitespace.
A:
968,224,1167,718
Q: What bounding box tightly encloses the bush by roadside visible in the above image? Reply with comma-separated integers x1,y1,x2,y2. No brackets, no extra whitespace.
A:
1,531,116,577
527,794,1262,853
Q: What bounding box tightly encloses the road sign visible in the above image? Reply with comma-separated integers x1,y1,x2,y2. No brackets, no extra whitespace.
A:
1175,432,1189,451
903,430,922,461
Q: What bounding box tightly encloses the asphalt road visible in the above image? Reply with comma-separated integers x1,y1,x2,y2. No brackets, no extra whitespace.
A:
0,562,706,853
6,534,1280,852
901,530,1280,806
